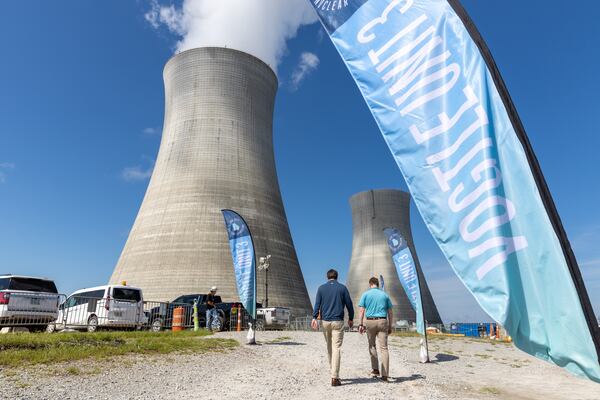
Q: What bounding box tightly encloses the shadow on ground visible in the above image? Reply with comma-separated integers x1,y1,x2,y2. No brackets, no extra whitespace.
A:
342,374,425,385
432,353,459,363
261,341,306,346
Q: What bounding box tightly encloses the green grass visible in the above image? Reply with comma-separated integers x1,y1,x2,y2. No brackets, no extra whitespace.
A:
264,336,292,344
0,330,238,367
480,386,501,395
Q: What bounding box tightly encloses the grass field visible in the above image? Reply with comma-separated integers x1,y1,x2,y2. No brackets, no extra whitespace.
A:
0,330,238,367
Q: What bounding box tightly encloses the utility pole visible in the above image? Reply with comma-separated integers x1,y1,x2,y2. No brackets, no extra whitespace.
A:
258,255,271,308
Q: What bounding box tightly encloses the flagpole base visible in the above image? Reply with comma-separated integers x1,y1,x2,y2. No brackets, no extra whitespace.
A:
246,322,256,345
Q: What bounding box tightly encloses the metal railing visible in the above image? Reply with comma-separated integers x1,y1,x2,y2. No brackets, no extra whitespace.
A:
0,292,65,331
144,301,225,332
0,293,505,338
228,308,269,331
46,296,147,333
288,316,313,331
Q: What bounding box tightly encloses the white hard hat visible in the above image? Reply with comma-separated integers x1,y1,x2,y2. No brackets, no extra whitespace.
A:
210,286,218,292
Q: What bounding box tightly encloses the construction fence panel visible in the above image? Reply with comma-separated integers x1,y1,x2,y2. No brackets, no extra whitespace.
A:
0,292,66,330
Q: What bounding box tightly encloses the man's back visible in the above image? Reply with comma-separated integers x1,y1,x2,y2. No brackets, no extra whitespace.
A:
359,288,392,318
314,280,354,321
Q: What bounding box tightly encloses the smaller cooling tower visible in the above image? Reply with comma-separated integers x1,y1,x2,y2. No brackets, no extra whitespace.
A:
346,189,442,324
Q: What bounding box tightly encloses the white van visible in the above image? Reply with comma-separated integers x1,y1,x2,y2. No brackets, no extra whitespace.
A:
49,284,147,333
256,307,290,330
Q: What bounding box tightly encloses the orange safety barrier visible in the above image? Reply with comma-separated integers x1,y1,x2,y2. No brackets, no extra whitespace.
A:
172,306,185,332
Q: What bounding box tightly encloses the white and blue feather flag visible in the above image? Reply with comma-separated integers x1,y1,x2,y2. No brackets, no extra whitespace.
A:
310,0,600,382
221,209,257,321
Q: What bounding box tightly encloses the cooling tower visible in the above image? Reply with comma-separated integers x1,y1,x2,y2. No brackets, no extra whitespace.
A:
110,47,312,317
347,189,442,324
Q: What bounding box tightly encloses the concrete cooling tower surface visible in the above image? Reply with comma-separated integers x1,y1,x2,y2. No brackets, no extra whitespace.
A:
110,47,312,317
346,189,442,324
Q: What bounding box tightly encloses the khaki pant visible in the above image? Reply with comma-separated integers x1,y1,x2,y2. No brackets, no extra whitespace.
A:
322,320,345,378
366,319,390,377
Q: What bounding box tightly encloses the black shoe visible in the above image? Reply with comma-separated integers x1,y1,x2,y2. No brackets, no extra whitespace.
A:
371,369,380,377
331,378,342,387
380,376,389,382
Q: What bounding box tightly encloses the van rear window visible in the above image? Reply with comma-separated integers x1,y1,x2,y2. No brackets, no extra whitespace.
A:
7,278,58,293
0,278,9,291
112,288,141,302
77,290,105,299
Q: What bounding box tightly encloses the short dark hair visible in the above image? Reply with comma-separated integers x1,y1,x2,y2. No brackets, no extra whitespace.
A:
327,269,338,280
369,277,379,287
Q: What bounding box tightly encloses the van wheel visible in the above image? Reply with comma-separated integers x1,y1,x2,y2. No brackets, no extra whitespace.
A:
255,319,265,331
151,318,163,332
87,315,99,333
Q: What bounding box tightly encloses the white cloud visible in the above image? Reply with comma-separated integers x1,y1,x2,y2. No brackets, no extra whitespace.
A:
291,52,320,90
143,127,159,135
144,0,318,72
121,160,154,182
0,162,15,183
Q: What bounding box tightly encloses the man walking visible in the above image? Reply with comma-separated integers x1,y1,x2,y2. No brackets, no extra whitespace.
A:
206,286,219,331
358,277,393,381
311,269,354,387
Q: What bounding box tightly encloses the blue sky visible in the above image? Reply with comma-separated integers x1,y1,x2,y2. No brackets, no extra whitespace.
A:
1,1,599,322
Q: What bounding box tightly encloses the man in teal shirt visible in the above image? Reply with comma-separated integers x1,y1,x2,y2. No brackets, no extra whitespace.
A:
358,277,393,381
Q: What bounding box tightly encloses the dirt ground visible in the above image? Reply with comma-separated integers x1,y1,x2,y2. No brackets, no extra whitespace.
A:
1,330,599,399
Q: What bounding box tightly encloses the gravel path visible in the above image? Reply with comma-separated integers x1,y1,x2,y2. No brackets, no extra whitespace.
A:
1,331,599,399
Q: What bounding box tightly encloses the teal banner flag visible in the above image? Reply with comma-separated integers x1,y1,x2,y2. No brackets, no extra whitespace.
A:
221,209,257,319
384,228,425,335
310,0,600,382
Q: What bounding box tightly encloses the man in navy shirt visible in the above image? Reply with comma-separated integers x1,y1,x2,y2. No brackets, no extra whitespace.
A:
311,269,354,387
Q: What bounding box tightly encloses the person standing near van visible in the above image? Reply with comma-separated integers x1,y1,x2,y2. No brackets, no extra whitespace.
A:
206,286,218,331
358,277,393,381
311,269,354,387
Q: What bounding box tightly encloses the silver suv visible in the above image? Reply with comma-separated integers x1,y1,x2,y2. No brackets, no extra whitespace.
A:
0,274,61,331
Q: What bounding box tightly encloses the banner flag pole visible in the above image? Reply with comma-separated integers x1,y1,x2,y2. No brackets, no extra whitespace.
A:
310,0,600,381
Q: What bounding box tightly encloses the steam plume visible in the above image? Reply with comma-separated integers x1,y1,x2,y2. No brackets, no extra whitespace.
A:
145,0,318,72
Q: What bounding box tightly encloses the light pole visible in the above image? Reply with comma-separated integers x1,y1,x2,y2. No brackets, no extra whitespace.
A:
258,255,271,308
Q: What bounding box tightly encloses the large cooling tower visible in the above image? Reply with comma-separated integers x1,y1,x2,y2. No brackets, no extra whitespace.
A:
110,47,312,316
347,189,442,324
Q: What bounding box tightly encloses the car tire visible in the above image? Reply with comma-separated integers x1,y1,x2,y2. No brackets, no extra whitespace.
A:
211,316,224,332
151,318,163,332
87,315,99,333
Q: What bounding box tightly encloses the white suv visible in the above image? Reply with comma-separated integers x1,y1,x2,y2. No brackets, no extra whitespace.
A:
49,284,147,333
0,274,61,331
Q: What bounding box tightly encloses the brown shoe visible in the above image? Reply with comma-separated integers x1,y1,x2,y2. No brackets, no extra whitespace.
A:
371,369,380,377
331,378,342,387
